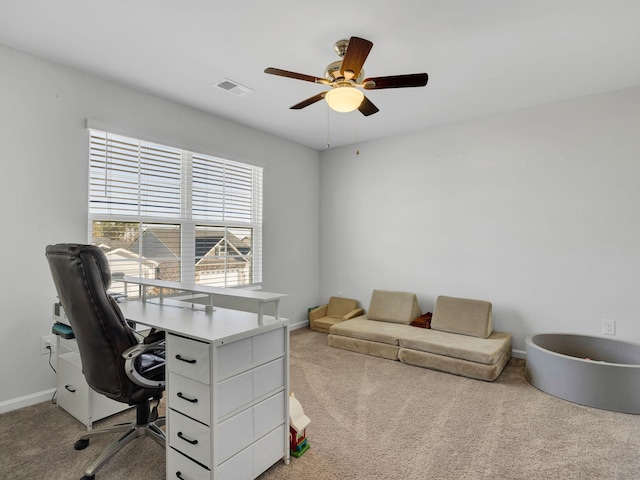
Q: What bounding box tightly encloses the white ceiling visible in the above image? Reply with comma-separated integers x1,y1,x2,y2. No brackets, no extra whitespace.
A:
2,1,640,150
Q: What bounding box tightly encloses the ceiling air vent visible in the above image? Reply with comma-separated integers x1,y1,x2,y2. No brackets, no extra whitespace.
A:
215,78,254,97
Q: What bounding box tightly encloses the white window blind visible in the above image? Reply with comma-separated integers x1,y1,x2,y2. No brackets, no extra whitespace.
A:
88,129,263,289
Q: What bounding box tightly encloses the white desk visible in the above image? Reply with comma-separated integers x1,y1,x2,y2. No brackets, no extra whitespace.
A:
117,276,287,324
118,300,290,480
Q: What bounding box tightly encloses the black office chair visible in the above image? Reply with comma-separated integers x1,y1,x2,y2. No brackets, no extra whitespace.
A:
45,244,166,480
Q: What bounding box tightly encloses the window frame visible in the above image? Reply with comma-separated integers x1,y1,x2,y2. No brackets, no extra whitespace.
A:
88,128,263,288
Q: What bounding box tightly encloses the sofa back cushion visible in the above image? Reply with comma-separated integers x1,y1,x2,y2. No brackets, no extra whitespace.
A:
367,290,421,325
326,296,359,319
431,295,493,338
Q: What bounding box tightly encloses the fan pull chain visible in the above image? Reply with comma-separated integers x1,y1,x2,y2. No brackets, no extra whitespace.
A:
326,105,331,148
355,113,360,155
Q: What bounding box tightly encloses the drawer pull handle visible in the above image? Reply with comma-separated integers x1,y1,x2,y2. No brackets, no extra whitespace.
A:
177,431,198,445
175,354,196,364
175,472,188,480
177,392,198,403
64,385,76,393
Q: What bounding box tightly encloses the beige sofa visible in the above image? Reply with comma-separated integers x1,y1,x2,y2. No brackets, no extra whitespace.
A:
309,296,364,333
327,290,512,381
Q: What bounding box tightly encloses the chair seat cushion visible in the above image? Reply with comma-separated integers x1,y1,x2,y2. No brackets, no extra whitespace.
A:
139,353,166,380
312,316,347,334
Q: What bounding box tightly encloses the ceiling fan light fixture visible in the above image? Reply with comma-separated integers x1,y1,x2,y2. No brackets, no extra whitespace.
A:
325,86,364,112
265,36,428,117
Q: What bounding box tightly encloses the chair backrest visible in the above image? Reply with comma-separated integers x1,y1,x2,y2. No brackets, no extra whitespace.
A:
326,296,359,319
45,243,155,404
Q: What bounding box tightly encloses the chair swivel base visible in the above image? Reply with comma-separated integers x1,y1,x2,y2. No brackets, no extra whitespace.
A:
74,414,165,480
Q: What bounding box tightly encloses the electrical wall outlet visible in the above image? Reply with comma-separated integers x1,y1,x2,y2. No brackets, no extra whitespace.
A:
602,319,615,335
40,335,56,355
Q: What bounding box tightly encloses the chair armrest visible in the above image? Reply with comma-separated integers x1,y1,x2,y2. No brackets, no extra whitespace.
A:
343,307,364,320
122,339,166,389
143,328,165,344
309,304,328,322
129,327,165,344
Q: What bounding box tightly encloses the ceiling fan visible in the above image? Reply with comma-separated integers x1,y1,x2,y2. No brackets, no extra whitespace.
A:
265,36,428,116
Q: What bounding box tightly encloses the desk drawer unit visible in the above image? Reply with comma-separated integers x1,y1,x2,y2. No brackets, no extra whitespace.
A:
56,350,130,429
167,334,211,385
167,416,286,480
169,410,212,467
168,372,212,425
167,448,210,480
216,328,285,379
215,391,285,462
165,325,289,479
217,357,285,419
168,395,285,469
217,424,286,480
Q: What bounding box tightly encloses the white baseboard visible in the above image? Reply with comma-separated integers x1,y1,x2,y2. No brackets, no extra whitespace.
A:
289,319,309,331
512,349,526,359
0,388,56,415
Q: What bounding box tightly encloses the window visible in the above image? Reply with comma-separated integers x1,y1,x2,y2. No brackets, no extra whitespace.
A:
88,129,263,291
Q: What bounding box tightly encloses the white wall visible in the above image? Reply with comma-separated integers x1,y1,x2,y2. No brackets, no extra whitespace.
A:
0,44,320,408
3,40,639,409
319,86,640,354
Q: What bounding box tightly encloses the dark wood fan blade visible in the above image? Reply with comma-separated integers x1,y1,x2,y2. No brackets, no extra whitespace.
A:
265,67,326,84
363,73,428,89
358,95,379,116
290,92,326,110
340,37,373,79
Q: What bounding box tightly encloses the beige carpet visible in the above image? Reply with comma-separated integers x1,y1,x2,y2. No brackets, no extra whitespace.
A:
2,328,640,479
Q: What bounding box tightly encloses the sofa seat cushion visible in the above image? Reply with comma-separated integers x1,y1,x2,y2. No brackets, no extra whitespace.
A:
328,334,400,360
398,348,511,382
329,317,412,346
398,329,511,365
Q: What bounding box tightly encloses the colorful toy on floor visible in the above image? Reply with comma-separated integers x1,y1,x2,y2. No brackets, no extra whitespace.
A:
289,392,311,457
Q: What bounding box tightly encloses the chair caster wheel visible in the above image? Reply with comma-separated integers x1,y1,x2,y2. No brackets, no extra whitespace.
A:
74,439,90,450
80,476,95,480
